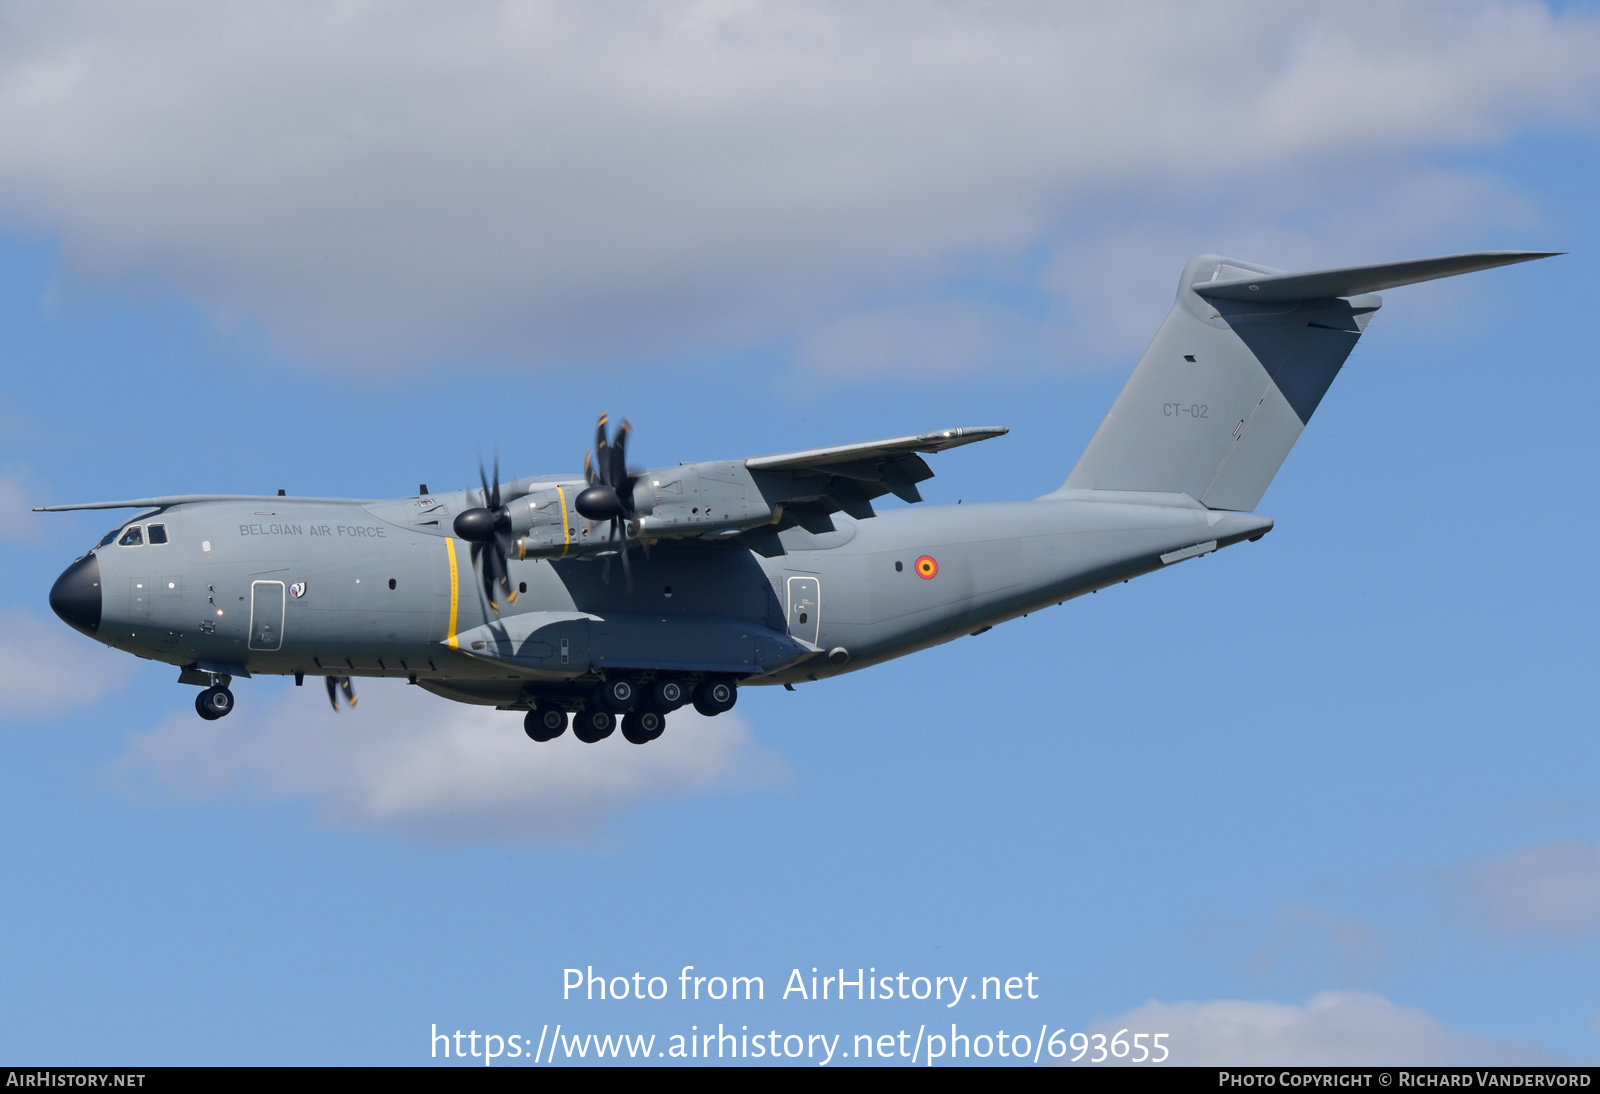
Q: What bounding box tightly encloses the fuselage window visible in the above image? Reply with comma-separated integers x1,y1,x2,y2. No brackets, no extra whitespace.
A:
147,524,169,544
118,526,144,547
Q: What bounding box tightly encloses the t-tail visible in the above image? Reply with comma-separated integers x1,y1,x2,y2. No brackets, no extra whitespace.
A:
1059,251,1557,510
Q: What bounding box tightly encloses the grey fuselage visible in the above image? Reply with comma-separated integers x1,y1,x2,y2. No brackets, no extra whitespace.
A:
67,486,1271,708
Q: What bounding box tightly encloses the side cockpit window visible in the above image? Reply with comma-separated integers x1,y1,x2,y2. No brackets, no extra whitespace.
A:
118,525,144,546
147,524,168,544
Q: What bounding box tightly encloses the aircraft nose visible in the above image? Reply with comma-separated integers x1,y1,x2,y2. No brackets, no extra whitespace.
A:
49,553,102,636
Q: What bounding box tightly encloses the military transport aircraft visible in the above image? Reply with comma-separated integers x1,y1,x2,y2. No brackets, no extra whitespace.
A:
41,250,1553,745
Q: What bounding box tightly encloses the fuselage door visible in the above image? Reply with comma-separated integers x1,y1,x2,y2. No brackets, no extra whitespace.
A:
785,575,821,646
249,580,286,651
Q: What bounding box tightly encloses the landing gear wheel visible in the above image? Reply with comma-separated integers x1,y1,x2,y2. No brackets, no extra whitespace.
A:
692,678,736,717
572,709,616,743
648,678,687,712
196,686,234,720
595,678,637,714
525,708,567,742
622,710,665,745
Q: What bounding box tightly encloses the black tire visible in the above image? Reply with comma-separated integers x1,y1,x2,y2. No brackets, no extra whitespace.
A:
648,678,687,712
195,689,220,721
595,677,636,714
525,708,566,742
197,686,234,720
572,709,615,743
692,678,736,717
621,710,665,745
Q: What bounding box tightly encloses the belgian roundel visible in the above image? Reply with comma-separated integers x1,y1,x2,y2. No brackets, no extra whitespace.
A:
915,555,938,579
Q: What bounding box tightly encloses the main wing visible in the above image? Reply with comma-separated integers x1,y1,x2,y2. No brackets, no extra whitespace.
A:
742,426,1007,532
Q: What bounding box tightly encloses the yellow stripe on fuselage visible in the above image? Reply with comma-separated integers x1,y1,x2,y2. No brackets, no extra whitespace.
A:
556,485,572,557
445,536,460,647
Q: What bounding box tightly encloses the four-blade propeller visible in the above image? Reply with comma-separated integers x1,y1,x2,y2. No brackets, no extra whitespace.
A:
451,456,520,611
575,414,642,590
452,416,643,606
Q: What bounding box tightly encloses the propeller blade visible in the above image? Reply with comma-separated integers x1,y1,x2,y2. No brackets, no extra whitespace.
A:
594,414,611,486
496,529,520,604
608,419,630,492
483,544,507,611
600,517,618,585
326,675,339,711
462,453,518,611
340,677,358,708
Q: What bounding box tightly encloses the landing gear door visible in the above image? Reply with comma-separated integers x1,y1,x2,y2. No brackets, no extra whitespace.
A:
785,575,820,647
249,580,285,651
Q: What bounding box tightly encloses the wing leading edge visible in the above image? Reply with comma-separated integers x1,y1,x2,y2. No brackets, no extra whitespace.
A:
746,426,1008,471
743,427,1007,531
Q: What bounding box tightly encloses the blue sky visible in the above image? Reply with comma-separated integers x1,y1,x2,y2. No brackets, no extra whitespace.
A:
2,0,1599,1066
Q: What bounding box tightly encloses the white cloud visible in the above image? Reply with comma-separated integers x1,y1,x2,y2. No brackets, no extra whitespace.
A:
102,679,790,843
0,1,1591,369
1450,840,1600,936
1089,992,1555,1066
0,608,136,717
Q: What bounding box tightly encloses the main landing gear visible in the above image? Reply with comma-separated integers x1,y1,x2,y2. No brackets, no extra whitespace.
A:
520,676,735,746
621,709,665,745
195,686,234,721
572,709,615,743
525,708,567,742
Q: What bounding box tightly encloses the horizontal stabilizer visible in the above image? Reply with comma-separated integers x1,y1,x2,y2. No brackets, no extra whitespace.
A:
1194,251,1558,303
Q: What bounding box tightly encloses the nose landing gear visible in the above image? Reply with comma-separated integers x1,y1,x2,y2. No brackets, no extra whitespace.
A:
195,686,234,721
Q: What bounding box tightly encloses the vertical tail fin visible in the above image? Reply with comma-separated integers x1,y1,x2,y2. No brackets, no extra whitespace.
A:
1061,251,1555,510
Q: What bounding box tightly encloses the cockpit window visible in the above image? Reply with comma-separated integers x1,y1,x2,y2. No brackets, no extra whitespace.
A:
96,528,119,548
118,525,144,546
147,524,168,544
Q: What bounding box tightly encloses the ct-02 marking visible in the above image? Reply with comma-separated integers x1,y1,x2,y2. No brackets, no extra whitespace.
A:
1163,403,1208,418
